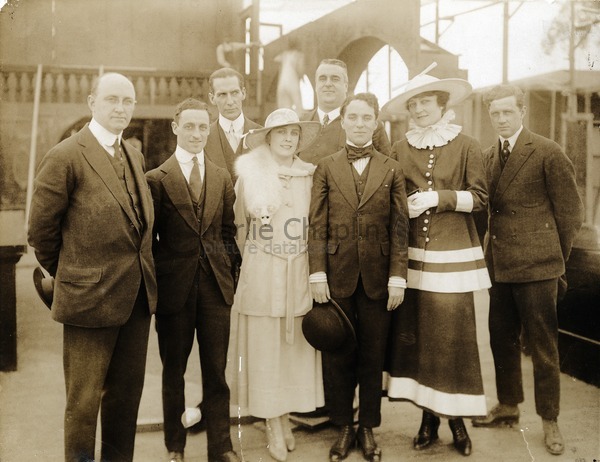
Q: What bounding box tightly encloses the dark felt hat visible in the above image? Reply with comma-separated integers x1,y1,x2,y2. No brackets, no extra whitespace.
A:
33,266,53,310
302,299,356,352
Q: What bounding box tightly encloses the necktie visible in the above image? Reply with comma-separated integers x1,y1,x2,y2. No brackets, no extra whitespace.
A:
501,139,510,165
346,144,374,162
112,139,122,160
322,114,329,127
226,124,239,152
189,156,202,201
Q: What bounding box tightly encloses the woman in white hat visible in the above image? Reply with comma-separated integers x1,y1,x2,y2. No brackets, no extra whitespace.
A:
382,71,491,457
229,108,324,461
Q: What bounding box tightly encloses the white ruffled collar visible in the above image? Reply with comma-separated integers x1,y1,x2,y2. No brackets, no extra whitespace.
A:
406,110,462,150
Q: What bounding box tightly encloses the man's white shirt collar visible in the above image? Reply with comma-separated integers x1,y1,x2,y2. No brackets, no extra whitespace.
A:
218,113,244,133
175,146,205,182
317,107,340,124
500,125,523,151
89,118,122,154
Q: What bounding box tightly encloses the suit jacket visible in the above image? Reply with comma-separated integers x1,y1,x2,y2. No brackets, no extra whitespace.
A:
146,154,237,314
204,116,262,178
308,149,409,299
484,127,583,283
27,125,157,327
298,109,392,165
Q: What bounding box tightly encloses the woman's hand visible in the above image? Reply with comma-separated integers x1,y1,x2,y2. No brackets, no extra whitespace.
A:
408,191,439,218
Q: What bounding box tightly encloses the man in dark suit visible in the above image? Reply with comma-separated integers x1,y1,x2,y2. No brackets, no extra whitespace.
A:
472,85,583,456
28,72,157,462
308,93,409,462
146,98,240,462
298,58,391,165
205,67,262,178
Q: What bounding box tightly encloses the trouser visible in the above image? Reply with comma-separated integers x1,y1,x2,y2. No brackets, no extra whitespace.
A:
156,265,233,459
488,277,560,420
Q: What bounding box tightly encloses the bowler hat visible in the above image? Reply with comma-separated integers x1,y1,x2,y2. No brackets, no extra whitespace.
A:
302,299,356,352
33,266,53,310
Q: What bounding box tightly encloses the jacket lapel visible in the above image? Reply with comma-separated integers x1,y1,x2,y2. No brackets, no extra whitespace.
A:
160,155,199,234
78,127,140,231
121,142,151,233
487,143,502,200
493,128,535,203
200,159,221,236
329,151,359,209
359,152,389,208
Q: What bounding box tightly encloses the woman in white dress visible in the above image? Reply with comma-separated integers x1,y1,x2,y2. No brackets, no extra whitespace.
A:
230,108,324,461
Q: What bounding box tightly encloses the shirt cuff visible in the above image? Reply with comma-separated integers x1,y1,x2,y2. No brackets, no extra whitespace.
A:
388,276,407,289
309,272,328,284
455,191,474,213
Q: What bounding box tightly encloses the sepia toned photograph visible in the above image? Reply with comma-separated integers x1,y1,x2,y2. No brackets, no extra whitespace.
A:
0,1,598,461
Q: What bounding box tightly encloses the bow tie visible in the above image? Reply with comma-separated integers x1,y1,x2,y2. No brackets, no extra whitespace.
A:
346,144,373,162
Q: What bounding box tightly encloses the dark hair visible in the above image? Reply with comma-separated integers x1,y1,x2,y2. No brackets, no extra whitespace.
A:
483,85,525,109
316,58,348,82
174,98,209,123
208,67,245,93
340,92,379,119
318,58,347,71
407,91,450,111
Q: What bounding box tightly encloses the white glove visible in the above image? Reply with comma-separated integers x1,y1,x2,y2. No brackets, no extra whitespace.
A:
408,191,438,218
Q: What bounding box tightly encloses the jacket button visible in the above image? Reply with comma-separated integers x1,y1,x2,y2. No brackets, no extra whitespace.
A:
358,236,363,240
425,237,430,242
492,235,497,240
422,227,427,231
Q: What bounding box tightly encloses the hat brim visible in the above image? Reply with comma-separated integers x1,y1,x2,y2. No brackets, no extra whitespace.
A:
302,298,356,352
382,78,472,116
33,266,53,310
245,121,322,153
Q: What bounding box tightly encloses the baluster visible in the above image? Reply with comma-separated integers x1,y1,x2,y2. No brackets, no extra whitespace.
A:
79,74,90,100
43,73,54,103
149,77,156,106
7,72,18,102
56,73,66,103
0,72,6,102
180,78,191,98
67,74,78,103
135,76,146,104
191,78,202,99
157,77,168,104
169,77,179,104
19,71,31,102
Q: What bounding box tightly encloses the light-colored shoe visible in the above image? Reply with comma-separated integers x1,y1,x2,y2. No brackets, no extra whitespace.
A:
472,403,519,427
266,416,287,461
280,414,295,451
542,419,565,455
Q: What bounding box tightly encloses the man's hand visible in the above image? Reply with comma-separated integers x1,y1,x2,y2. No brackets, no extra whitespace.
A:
387,286,405,310
408,191,438,218
310,281,331,304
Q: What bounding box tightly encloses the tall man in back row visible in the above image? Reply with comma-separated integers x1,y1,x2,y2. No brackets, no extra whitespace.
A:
472,84,583,456
298,58,391,164
205,67,262,179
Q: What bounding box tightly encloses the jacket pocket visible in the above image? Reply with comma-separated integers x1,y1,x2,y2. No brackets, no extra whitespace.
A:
59,266,102,284
380,241,390,256
327,242,339,255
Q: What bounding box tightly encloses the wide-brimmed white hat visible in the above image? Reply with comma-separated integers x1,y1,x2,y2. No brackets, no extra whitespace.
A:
245,108,321,152
382,64,472,115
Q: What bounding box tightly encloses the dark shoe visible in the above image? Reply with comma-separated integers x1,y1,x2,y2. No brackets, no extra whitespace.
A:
449,418,472,456
471,403,519,428
209,451,241,462
413,411,440,450
167,451,184,462
330,425,356,462
356,426,382,462
542,419,565,455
